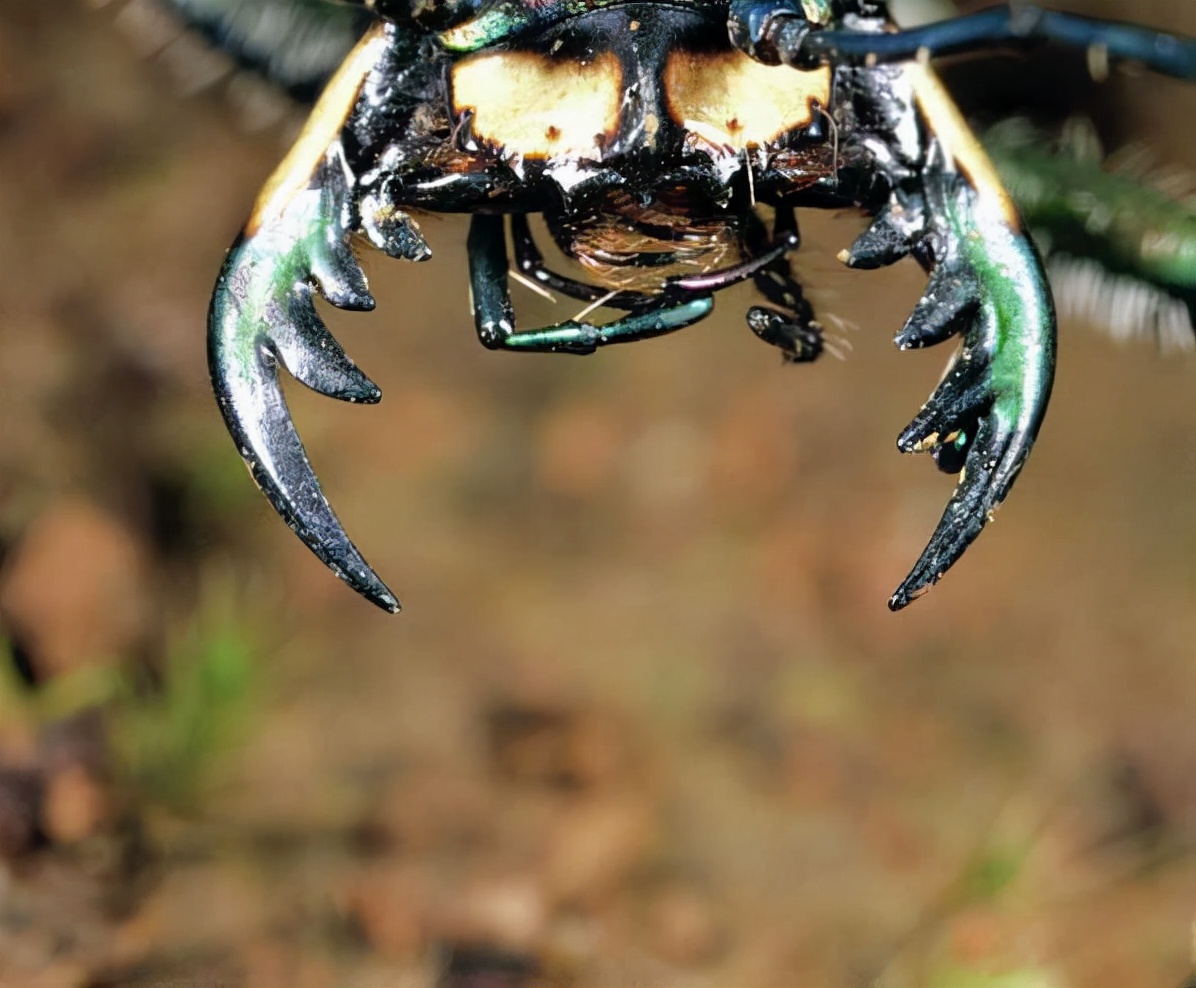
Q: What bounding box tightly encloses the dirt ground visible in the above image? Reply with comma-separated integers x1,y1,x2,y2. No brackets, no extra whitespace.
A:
0,2,1194,986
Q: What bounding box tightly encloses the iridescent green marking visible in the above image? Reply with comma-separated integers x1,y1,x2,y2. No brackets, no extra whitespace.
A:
798,0,833,25
959,191,1055,441
439,0,618,51
438,0,727,51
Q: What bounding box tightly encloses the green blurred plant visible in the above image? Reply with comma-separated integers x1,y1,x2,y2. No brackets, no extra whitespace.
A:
957,840,1033,903
0,588,259,814
0,638,121,726
109,605,257,812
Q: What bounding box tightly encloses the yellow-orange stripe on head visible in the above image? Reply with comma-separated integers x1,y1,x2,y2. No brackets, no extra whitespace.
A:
664,50,831,151
248,25,388,236
904,62,1020,228
451,50,624,160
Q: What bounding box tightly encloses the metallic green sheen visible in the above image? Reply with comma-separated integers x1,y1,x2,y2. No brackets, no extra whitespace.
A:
953,196,1055,441
438,0,727,50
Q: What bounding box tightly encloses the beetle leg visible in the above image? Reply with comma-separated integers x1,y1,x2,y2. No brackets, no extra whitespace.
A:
468,215,714,354
745,209,823,362
495,299,717,353
664,229,801,295
746,277,822,363
208,26,423,613
493,208,816,356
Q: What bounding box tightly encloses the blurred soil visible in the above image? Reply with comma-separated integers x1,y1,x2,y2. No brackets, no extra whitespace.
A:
0,1,1194,986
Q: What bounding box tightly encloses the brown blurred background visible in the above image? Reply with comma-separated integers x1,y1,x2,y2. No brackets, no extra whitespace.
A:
0,1,1193,985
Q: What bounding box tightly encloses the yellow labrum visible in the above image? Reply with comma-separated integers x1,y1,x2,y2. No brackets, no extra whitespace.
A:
451,50,624,159
664,51,830,151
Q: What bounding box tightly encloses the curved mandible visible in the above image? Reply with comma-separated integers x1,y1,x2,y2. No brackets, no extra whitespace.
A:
870,65,1056,610
730,2,1059,608
209,27,406,612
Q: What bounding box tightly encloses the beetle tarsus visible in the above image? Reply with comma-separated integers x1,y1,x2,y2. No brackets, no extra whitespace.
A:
746,213,823,361
747,306,823,362
361,188,432,261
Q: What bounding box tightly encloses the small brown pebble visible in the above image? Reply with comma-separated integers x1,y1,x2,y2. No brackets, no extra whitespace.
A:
543,794,655,907
340,866,431,960
486,704,626,789
0,498,151,681
443,876,548,951
42,765,106,844
645,884,723,966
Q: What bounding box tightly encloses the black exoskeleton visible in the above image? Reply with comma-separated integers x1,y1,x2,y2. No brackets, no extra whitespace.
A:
196,0,1195,612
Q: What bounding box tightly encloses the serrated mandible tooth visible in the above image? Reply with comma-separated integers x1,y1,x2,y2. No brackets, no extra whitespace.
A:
840,202,917,269
273,288,383,404
896,266,981,349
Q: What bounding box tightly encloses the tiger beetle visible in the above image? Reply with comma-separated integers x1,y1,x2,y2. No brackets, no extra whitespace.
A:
201,0,1196,613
